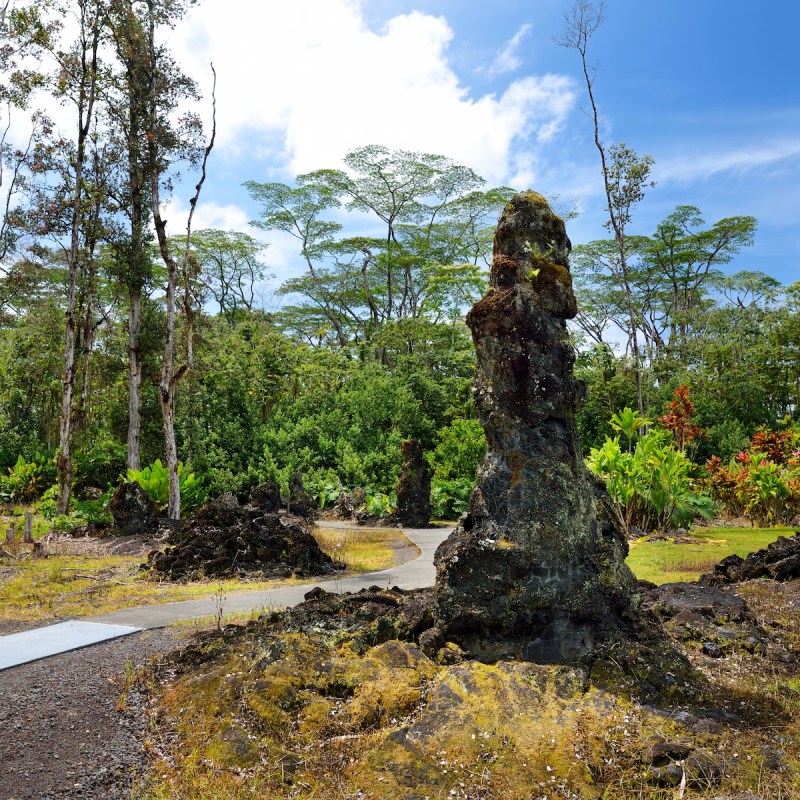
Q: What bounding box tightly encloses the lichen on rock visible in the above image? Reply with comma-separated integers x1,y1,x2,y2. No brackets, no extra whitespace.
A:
431,191,638,662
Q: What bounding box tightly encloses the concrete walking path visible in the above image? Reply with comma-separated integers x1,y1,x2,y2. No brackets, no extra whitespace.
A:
0,523,452,670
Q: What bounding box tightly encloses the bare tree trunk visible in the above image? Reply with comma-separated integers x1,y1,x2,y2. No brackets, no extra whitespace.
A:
56,4,99,515
77,293,93,430
559,0,651,415
126,287,142,470
146,0,215,518
56,276,79,514
110,0,148,471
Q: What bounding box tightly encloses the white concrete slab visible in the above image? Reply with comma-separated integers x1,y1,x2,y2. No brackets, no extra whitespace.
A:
0,620,142,671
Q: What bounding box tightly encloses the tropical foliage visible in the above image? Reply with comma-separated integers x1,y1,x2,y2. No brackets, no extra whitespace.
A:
586,406,715,534
705,428,800,526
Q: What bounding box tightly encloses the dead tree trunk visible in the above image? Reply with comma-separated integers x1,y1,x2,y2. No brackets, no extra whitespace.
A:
145,0,215,517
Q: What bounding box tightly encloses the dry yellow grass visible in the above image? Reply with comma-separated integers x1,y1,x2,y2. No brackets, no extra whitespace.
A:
312,525,418,572
0,524,414,627
0,554,305,625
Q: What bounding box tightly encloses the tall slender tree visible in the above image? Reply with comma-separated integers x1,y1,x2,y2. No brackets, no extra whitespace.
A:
558,1,655,414
143,0,215,518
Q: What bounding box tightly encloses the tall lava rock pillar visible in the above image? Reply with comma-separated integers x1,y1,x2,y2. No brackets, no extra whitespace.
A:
431,192,637,662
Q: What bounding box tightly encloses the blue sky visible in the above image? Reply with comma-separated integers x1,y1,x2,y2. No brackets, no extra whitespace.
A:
168,0,799,287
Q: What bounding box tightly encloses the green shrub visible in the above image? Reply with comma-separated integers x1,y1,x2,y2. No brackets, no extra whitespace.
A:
364,490,396,517
74,438,127,492
303,468,342,508
124,459,206,515
0,454,55,503
430,477,473,520
37,485,113,529
587,428,715,534
429,418,486,482
704,428,800,526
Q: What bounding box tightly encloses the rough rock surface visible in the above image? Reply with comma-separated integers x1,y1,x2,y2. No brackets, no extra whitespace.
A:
332,487,366,520
395,439,431,528
432,192,637,662
640,581,776,660
288,472,315,517
247,481,281,513
703,534,800,584
148,495,336,580
108,481,158,535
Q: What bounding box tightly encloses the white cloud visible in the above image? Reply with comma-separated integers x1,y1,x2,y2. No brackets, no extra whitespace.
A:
657,139,800,183
173,1,574,184
186,201,251,233
486,23,532,79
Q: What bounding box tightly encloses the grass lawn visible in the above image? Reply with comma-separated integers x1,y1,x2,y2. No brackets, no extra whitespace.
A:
626,526,796,585
0,524,412,628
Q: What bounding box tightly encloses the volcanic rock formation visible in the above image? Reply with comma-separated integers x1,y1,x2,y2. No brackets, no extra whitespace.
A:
395,439,431,528
109,481,158,535
431,191,637,662
148,494,336,580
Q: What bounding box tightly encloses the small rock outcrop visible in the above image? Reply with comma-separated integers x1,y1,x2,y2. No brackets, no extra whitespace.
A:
395,439,431,528
431,192,637,662
703,534,800,584
288,472,315,517
109,482,158,535
333,487,366,520
148,496,336,580
248,481,281,513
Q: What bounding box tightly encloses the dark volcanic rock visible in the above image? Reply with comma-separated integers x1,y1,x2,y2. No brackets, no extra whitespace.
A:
644,582,749,623
395,439,431,528
703,534,800,584
333,487,366,520
148,497,336,580
109,482,158,535
641,581,770,657
189,585,436,660
248,481,281,513
288,472,315,517
431,192,637,663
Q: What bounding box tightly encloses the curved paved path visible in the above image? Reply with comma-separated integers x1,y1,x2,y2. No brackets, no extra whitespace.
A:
91,523,451,628
0,523,452,669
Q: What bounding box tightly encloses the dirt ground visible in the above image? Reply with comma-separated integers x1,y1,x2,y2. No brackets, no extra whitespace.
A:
0,627,180,800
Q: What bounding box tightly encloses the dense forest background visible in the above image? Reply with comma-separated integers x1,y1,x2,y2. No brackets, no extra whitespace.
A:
0,0,798,523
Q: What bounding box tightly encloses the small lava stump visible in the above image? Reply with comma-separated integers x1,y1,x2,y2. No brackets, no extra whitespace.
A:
431,192,637,663
395,439,431,528
148,495,337,580
109,481,158,535
248,481,281,513
288,472,316,517
333,487,366,520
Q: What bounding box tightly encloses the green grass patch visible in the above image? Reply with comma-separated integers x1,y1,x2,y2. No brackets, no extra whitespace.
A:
627,526,796,585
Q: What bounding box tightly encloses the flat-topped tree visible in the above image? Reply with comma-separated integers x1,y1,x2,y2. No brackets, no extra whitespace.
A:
431,191,637,663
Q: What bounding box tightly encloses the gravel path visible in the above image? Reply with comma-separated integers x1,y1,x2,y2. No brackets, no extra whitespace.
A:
0,628,178,800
